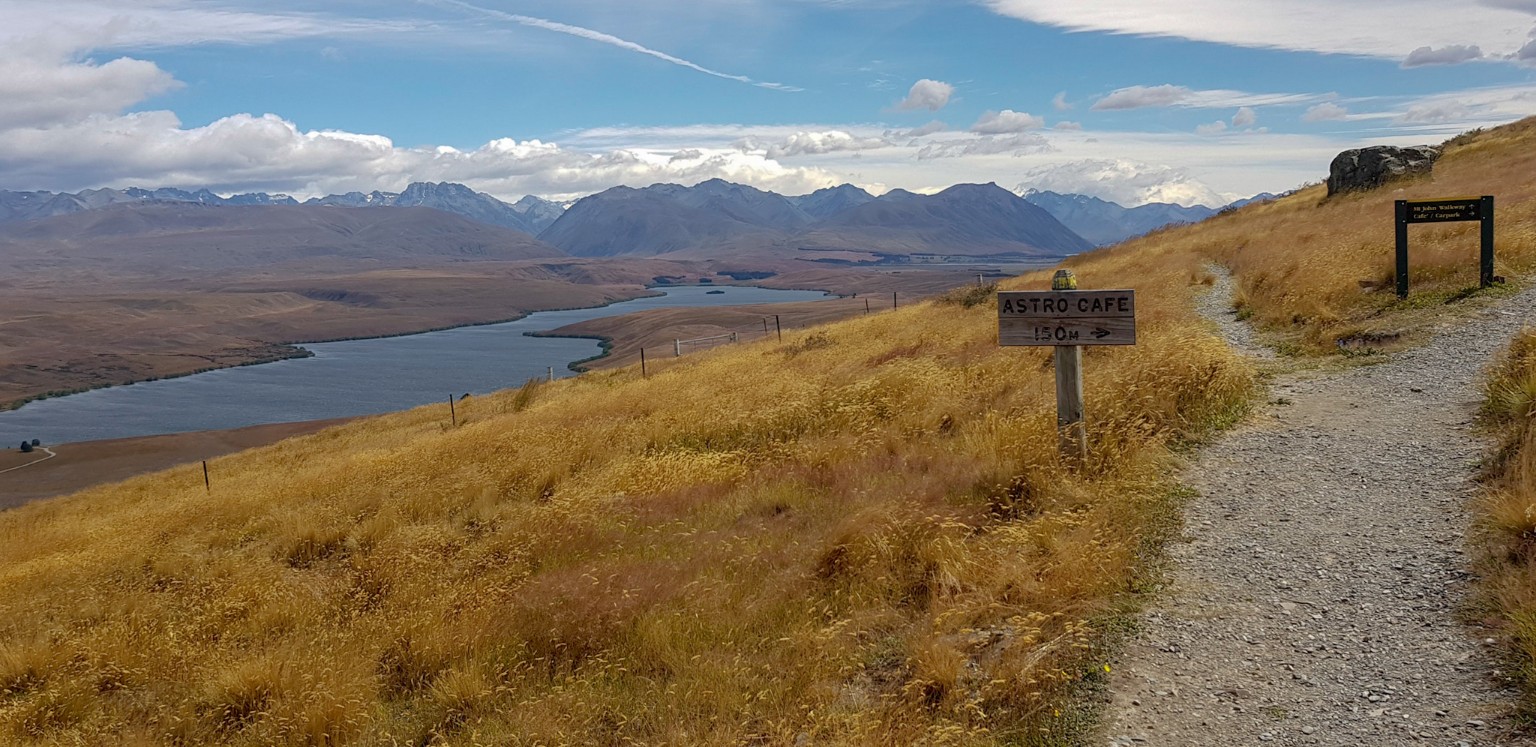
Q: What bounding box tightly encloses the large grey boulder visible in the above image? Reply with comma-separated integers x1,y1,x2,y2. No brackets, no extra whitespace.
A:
1327,146,1442,196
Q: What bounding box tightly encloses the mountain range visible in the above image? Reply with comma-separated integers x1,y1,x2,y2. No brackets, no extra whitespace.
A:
0,183,566,236
537,179,1094,260
1021,190,1277,247
0,180,1275,264
0,203,561,279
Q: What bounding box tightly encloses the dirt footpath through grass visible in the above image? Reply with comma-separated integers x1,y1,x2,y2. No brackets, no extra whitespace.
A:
1100,268,1531,745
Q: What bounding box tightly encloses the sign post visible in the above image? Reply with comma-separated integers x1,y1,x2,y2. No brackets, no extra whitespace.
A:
998,270,1137,465
1394,195,1495,298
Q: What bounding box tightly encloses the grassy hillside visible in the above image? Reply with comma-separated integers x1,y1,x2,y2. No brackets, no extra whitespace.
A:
0,234,1252,744
1114,118,1536,354
5,116,1536,746
1479,330,1536,715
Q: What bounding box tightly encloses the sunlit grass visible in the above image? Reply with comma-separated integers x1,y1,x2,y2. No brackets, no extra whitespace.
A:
0,224,1253,745
1117,117,1536,354
7,115,1536,745
1480,328,1536,717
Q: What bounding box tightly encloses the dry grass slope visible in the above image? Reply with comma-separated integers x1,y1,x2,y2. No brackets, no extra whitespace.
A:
0,228,1253,745
1117,118,1536,354
1480,329,1536,719
9,115,1536,745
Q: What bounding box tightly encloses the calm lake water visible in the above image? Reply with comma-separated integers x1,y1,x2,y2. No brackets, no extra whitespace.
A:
0,286,833,445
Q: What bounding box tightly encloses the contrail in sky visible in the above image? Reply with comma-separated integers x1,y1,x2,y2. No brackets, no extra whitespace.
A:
423,0,802,92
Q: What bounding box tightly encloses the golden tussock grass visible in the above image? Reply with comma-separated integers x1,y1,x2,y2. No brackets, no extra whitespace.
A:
1480,328,1536,713
0,229,1253,745
18,115,1536,745
1114,117,1536,354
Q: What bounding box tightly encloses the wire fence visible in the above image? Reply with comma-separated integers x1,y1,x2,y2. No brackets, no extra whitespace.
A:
634,288,937,377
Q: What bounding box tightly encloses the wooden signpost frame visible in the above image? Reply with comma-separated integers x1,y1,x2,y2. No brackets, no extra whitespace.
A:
998,270,1138,465
1394,195,1495,299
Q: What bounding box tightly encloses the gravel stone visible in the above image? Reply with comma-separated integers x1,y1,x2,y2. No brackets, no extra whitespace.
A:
1100,267,1529,746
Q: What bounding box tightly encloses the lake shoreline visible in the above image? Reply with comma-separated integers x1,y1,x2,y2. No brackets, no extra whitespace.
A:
0,285,840,446
0,417,356,511
0,285,740,414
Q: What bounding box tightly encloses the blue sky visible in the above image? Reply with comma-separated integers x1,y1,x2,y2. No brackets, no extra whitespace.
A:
3,0,1535,206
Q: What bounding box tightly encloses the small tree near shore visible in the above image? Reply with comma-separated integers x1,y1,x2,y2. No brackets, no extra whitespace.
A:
20,441,33,453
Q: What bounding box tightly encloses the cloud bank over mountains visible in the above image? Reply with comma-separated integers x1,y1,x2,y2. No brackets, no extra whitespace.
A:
3,0,1536,208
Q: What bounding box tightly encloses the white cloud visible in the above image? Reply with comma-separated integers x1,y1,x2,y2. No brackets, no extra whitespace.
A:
424,0,802,91
982,0,1536,60
1232,106,1258,127
902,120,948,138
1519,36,1536,62
0,112,843,201
1376,83,1536,130
748,130,892,158
0,1,412,51
896,79,955,111
970,109,1045,134
1092,84,1329,111
1017,158,1230,207
916,133,1050,160
1093,84,1191,110
1302,102,1349,122
1196,120,1228,135
1052,91,1073,111
1398,102,1474,124
1403,44,1485,67
0,46,181,129
1054,121,1083,131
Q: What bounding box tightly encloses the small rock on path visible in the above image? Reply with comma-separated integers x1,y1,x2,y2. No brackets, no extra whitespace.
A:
1102,268,1530,746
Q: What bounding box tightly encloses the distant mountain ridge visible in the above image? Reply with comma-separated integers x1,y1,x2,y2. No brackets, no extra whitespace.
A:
0,179,1279,264
1021,190,1216,247
1021,190,1281,246
0,203,564,276
794,183,1094,258
0,183,567,236
541,181,1093,260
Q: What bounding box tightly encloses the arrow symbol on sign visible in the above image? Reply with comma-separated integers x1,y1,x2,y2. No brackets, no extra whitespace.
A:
1093,328,1110,339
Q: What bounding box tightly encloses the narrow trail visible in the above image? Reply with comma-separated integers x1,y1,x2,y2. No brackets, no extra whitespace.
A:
1102,269,1532,746
0,446,57,476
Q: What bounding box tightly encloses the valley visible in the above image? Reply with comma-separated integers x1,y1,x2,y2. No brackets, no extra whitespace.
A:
0,179,1105,411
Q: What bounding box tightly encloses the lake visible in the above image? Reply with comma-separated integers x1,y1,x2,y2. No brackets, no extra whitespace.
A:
0,286,833,445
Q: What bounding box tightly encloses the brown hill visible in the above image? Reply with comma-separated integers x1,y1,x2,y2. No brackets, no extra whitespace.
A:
540,181,1092,260
0,203,564,279
792,183,1094,258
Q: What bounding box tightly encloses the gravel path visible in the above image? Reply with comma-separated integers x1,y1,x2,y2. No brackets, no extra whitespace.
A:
1101,268,1532,746
1195,268,1276,360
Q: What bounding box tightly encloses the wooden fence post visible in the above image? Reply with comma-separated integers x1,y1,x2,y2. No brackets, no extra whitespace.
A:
203,461,211,494
774,315,782,341
448,395,457,427
674,339,682,357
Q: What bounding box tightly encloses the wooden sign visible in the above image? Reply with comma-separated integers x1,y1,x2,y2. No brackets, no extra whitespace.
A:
1394,195,1495,298
1404,197,1483,224
998,289,1137,346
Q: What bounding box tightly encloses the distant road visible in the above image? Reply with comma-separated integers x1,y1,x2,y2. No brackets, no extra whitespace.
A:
0,446,56,475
